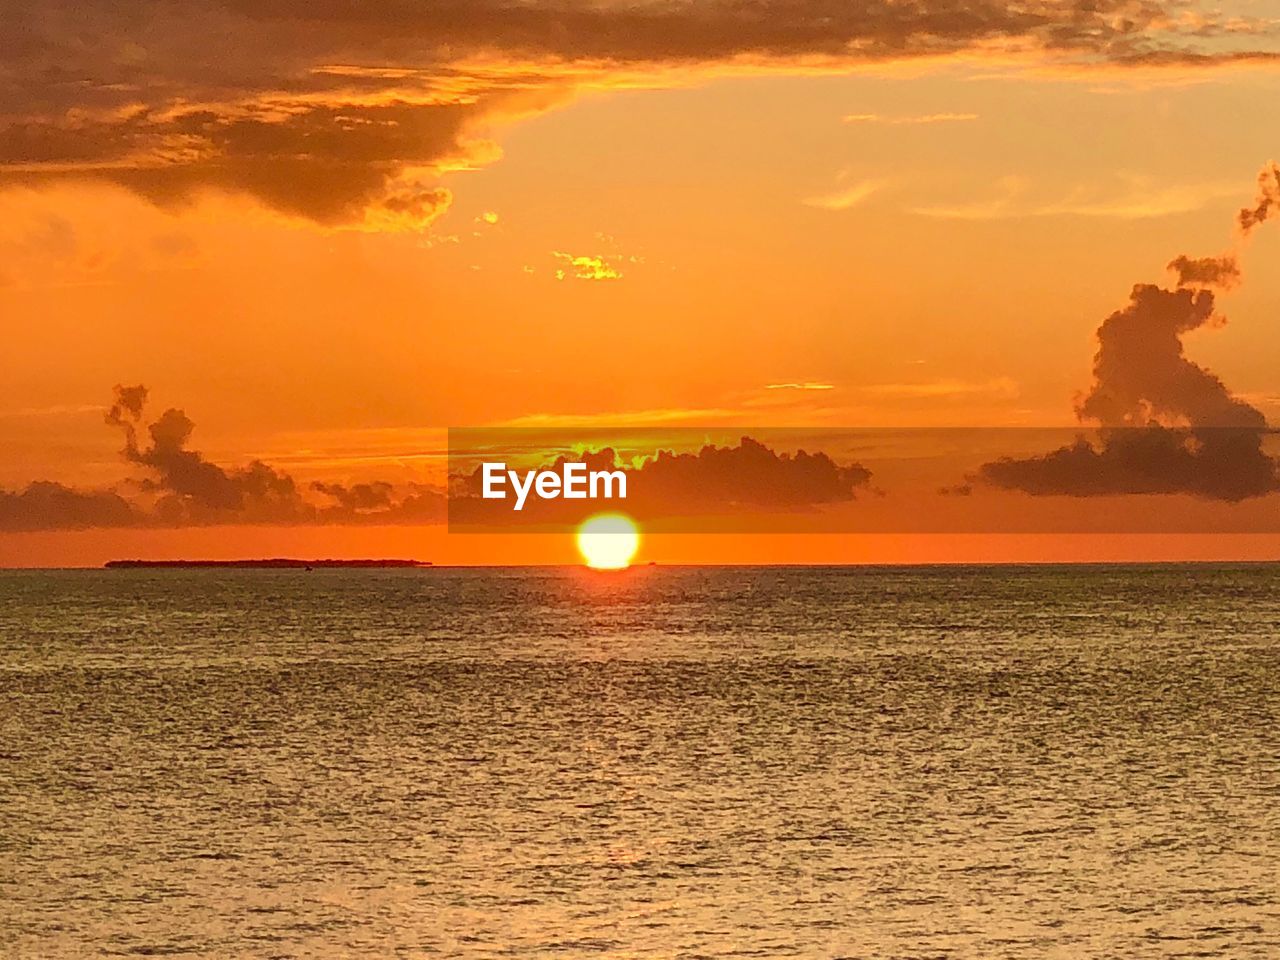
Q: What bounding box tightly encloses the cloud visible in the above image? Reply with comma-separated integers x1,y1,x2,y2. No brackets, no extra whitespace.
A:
627,437,873,510
552,252,623,280
1074,284,1263,430
0,101,472,229
1239,161,1280,233
843,112,978,124
978,427,1279,502
972,164,1280,502
105,383,149,458
0,385,446,531
118,403,317,523
765,382,835,391
1167,254,1241,289
313,481,447,524
2,1,1274,228
0,482,144,532
914,177,1243,220
451,436,873,522
803,179,884,211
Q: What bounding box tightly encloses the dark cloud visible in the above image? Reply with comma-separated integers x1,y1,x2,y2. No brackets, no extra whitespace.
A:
979,428,1278,502
0,481,144,532
627,436,872,510
105,389,315,522
973,166,1280,502
312,481,447,524
0,102,473,227
1167,254,1240,289
105,382,148,460
451,435,872,524
312,480,396,513
6,400,867,531
0,0,1275,226
976,281,1280,501
1075,284,1264,430
0,385,446,531
204,0,1175,63
1239,161,1280,233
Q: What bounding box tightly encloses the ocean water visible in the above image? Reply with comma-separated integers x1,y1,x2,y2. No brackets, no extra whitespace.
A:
1,564,1278,958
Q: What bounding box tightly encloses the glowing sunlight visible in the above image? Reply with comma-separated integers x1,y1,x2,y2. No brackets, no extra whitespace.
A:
575,513,641,569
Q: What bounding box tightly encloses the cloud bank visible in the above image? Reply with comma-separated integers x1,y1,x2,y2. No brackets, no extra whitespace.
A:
0,385,446,531
2,1,1277,227
449,435,873,524
976,164,1280,502
2,391,873,531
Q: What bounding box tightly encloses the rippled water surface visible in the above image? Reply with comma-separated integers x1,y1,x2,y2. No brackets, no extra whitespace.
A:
2,565,1278,958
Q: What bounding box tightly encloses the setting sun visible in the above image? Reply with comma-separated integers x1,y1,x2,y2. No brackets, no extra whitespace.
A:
576,513,641,569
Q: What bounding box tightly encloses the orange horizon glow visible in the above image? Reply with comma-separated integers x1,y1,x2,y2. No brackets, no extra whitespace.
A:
3,4,1280,566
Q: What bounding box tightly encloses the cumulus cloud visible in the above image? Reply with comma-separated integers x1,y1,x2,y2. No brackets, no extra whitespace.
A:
0,385,446,531
0,1,1276,227
1167,253,1240,289
628,437,872,509
103,388,313,523
1073,284,1263,430
1238,161,1280,233
974,164,1280,502
451,435,872,524
979,428,1277,502
0,482,144,532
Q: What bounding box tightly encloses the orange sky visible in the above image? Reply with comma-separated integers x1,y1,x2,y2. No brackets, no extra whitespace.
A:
3,1,1280,566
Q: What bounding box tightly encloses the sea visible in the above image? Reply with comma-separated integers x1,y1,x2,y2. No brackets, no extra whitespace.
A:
1,564,1277,958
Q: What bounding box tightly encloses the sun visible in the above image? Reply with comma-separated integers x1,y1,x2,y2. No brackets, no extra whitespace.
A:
576,513,641,570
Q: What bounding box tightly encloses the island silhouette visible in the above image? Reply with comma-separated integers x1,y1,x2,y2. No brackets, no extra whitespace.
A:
104,559,430,569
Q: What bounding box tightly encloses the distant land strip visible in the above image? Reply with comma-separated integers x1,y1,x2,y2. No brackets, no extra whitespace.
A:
104,559,431,569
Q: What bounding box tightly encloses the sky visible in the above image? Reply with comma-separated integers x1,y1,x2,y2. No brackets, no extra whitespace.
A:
3,0,1280,566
